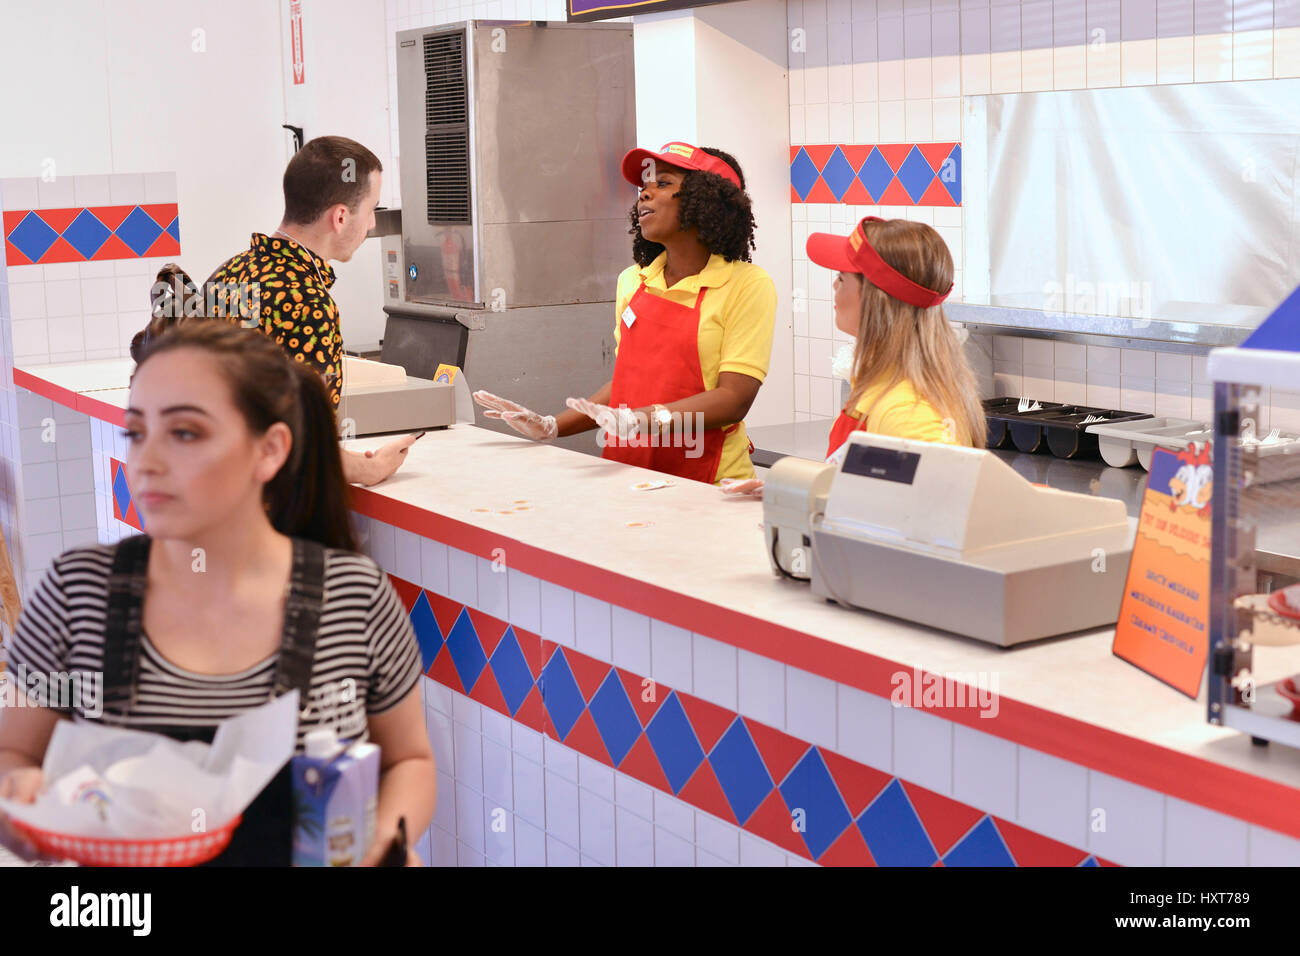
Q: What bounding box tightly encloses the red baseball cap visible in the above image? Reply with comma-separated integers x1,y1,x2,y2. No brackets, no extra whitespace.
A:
621,142,743,190
806,217,952,309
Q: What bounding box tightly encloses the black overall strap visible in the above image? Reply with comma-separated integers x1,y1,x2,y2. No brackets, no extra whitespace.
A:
270,537,326,700
102,535,152,710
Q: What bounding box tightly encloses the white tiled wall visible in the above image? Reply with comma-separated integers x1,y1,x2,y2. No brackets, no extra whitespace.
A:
356,513,1300,866
787,0,1300,427
0,174,173,599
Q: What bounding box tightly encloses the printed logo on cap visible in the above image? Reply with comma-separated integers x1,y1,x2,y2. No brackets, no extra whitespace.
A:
848,228,863,251
664,143,694,158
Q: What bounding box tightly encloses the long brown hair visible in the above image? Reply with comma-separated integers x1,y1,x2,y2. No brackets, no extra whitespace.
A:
846,219,985,449
132,322,357,550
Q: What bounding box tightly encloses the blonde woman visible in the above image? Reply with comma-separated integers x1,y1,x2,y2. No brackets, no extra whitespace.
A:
724,217,983,497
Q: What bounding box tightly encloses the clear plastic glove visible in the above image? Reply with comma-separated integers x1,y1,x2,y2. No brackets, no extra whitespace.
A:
720,478,764,499
473,390,557,441
565,397,641,443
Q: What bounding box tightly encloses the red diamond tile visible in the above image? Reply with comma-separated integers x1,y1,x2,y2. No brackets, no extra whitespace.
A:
918,142,958,173
820,749,891,817
467,608,507,656
678,760,737,825
562,709,612,765
676,692,736,754
2,210,28,234
35,208,79,233
3,240,33,266
802,144,836,169
617,733,671,793
790,145,802,162
839,179,873,205
140,203,178,227
818,822,875,866
876,144,913,171
918,177,958,207
540,640,560,673
562,647,612,704
123,501,143,530
39,236,83,264
743,718,810,786
427,644,463,694
512,627,544,679
840,144,873,170
1096,856,1121,867
143,232,181,258
91,204,135,230
425,592,462,640
742,789,810,858
876,178,915,205
513,684,546,732
616,666,665,727
89,234,136,261
790,184,802,203
900,781,985,855
388,575,421,613
468,665,510,718
991,817,1088,867
803,178,838,204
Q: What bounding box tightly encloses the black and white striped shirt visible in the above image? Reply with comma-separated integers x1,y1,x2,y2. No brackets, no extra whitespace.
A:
6,543,422,750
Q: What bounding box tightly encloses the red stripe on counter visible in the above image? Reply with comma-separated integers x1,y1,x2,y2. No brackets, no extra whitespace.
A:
15,367,127,427
351,484,1300,842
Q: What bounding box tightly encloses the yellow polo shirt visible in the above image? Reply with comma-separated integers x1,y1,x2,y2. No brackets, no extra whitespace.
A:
613,252,777,482
847,379,974,446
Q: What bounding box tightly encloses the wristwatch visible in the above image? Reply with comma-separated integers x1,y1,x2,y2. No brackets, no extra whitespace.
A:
651,404,672,436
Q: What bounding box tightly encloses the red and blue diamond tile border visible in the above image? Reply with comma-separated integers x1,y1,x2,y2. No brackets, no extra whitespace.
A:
109,458,144,532
791,143,960,206
391,572,1114,867
2,203,180,265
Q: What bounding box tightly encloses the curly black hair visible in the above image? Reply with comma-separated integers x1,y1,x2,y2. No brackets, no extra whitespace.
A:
629,147,757,266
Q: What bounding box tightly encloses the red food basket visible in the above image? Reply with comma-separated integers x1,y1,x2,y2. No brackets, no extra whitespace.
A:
10,815,241,866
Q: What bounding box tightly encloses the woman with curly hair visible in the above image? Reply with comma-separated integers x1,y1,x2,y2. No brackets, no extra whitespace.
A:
474,142,777,484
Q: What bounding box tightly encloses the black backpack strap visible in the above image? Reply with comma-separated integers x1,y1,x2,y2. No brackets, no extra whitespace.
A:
102,535,152,709
272,538,326,699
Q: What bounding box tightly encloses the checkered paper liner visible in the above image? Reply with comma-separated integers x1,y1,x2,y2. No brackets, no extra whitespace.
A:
11,815,241,866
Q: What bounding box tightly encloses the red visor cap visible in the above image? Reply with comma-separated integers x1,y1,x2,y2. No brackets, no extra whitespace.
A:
621,142,742,190
806,217,953,309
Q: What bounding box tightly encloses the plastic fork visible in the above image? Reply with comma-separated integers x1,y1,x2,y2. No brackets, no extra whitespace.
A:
1017,397,1042,413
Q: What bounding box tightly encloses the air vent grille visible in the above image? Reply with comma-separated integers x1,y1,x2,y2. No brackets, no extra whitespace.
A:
423,32,470,224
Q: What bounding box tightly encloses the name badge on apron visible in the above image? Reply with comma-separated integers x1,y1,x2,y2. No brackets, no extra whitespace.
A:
622,305,636,329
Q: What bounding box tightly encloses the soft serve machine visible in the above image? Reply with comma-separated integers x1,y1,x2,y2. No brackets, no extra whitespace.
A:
762,432,1137,646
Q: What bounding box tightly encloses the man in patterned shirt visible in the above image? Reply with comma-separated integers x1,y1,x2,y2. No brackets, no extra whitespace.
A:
207,135,416,486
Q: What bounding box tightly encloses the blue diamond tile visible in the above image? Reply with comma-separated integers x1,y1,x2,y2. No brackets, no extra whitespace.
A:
1080,855,1099,867
115,206,163,256
897,145,937,203
444,607,488,693
939,144,961,204
644,692,706,794
779,749,854,860
62,209,110,259
111,463,131,517
164,216,180,241
540,648,586,740
857,147,896,202
489,628,536,717
790,148,820,201
7,212,58,263
820,147,857,201
587,672,642,766
709,720,775,825
408,591,442,671
857,779,938,866
943,817,1014,866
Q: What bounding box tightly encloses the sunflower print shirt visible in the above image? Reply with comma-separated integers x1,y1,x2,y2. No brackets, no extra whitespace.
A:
207,233,345,409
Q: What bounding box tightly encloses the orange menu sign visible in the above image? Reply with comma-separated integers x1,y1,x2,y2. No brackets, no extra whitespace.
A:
1112,444,1213,698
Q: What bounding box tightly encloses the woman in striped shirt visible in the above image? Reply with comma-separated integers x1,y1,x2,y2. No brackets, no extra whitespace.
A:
0,322,435,865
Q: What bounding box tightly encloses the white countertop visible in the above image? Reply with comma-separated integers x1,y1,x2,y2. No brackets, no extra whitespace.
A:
344,424,1300,793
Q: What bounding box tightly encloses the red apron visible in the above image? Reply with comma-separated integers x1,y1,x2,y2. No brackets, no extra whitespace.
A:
825,406,863,461
604,281,735,483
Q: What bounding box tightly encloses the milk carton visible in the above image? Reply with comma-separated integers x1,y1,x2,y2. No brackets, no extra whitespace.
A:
291,728,380,867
